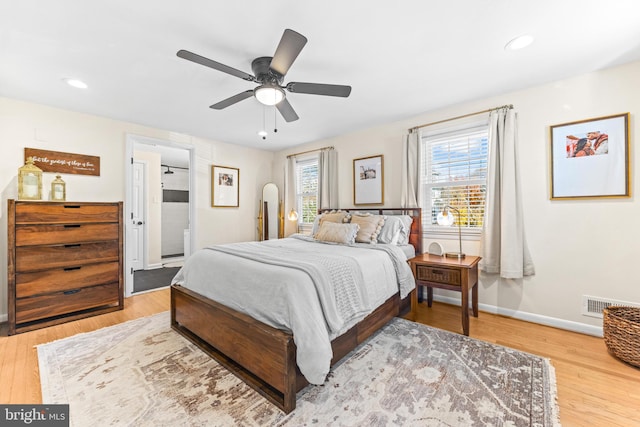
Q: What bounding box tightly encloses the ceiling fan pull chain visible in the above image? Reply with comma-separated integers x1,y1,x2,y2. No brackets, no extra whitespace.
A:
262,106,267,140
274,106,278,133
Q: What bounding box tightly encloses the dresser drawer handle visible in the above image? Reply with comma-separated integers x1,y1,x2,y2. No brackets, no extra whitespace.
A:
431,270,444,275
63,224,81,228
63,289,81,295
63,266,82,271
64,244,81,248
64,205,81,209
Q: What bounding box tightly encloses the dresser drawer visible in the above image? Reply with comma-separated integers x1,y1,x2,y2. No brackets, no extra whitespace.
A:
15,202,119,224
415,265,461,286
16,262,120,298
16,282,120,324
15,241,120,272
15,223,119,246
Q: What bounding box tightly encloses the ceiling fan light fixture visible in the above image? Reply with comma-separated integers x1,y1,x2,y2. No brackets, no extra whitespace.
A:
254,85,285,106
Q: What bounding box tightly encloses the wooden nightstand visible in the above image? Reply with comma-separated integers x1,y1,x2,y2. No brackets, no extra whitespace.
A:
408,254,481,336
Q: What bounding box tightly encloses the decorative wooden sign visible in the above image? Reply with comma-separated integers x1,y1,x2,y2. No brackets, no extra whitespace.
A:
25,148,101,176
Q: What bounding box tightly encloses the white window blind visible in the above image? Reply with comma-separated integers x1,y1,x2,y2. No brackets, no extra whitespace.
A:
295,157,318,233
420,124,488,234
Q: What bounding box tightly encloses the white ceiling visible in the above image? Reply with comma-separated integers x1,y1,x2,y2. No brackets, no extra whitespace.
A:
2,1,640,152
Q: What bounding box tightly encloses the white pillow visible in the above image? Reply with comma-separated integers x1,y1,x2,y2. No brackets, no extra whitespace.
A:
396,215,414,245
377,216,405,244
314,222,359,245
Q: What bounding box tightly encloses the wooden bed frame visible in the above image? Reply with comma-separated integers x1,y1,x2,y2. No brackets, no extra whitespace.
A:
171,208,422,413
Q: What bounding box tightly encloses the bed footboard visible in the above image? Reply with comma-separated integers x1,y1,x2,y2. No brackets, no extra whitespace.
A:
171,284,415,413
171,284,298,412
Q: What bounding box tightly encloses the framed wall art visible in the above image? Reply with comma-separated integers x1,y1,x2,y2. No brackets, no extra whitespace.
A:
211,165,239,207
550,113,630,199
353,154,384,205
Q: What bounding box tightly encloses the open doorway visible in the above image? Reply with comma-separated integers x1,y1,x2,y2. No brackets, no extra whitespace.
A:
124,134,195,296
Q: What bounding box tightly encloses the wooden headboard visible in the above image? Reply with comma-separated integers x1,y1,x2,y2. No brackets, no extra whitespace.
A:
318,208,422,254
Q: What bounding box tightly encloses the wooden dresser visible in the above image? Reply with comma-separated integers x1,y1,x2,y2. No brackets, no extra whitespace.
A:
7,200,124,335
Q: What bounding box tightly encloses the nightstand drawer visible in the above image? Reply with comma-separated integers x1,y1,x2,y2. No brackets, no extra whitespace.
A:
415,265,461,286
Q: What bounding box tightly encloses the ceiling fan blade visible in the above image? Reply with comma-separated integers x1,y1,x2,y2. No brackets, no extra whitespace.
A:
209,90,254,110
270,29,308,77
276,98,299,122
286,82,352,97
177,50,255,82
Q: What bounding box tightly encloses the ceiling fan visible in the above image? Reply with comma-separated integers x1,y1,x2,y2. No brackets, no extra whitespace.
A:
177,29,352,122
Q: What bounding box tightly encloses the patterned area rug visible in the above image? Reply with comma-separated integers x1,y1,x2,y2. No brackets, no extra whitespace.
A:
38,312,560,426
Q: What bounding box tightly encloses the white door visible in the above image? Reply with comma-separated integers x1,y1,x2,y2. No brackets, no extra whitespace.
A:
131,161,146,271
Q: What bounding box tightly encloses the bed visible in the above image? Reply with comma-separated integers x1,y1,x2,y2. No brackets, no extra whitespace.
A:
170,208,422,413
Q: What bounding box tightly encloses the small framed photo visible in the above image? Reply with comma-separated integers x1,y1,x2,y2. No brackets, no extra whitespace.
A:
550,113,630,199
353,154,384,205
211,165,239,207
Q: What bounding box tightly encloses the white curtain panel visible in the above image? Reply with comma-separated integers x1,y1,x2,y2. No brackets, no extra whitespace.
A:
480,108,535,278
401,131,420,208
285,156,297,236
318,149,339,210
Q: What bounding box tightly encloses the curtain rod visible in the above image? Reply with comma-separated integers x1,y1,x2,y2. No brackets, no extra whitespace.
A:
286,145,334,159
409,104,513,132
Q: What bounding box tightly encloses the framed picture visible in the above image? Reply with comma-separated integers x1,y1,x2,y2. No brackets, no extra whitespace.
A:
211,165,239,207
353,154,384,205
550,113,630,199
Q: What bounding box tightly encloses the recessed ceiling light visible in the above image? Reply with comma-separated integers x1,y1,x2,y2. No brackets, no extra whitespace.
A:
63,78,88,89
257,130,267,137
505,34,534,51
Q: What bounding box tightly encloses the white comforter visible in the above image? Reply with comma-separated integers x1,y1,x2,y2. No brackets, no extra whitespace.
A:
172,235,415,384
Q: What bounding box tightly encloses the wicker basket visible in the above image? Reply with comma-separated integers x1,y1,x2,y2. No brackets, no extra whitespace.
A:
603,306,640,368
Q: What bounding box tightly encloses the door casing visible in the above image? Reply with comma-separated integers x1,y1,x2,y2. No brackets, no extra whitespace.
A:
124,134,196,297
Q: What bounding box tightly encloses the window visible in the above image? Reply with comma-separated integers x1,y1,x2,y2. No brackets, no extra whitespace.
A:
295,156,318,233
420,122,489,236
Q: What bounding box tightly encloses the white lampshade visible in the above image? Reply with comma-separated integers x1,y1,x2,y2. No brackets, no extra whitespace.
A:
436,209,455,226
437,205,465,259
254,85,285,106
288,208,299,221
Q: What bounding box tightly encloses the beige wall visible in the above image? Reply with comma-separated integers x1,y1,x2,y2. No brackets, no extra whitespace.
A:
0,97,273,320
2,60,639,333
274,60,640,335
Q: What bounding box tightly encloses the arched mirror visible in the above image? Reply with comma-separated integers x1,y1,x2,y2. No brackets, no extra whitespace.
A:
259,183,280,240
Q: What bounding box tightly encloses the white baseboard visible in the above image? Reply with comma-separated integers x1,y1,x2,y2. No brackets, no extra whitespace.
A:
432,295,604,338
0,313,7,323
145,263,163,270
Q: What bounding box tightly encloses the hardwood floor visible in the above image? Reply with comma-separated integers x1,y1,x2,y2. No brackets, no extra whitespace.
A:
1,289,638,426
0,288,168,405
